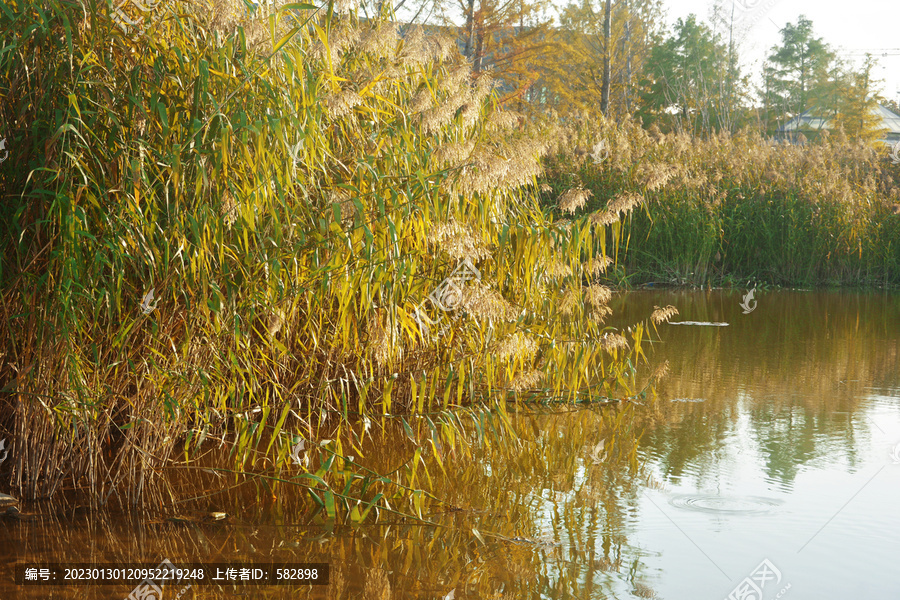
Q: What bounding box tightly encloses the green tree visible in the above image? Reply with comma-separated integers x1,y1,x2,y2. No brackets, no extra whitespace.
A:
637,14,733,135
770,52,886,143
763,16,834,120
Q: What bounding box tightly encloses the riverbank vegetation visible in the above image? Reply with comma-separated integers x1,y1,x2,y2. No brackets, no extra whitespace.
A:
394,0,900,286
542,116,900,287
0,0,671,519
2,0,898,524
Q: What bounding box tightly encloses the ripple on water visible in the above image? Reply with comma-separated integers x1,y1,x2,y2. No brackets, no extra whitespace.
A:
668,494,782,515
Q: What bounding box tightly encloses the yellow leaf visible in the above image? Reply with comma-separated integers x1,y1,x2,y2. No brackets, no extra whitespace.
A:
273,27,299,53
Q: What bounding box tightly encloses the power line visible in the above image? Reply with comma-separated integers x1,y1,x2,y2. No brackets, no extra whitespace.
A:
841,48,900,57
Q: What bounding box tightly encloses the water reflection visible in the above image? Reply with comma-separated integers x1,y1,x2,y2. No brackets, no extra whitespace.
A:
612,289,900,598
2,290,899,599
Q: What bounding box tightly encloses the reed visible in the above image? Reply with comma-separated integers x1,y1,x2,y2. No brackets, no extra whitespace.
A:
0,0,667,520
542,113,900,288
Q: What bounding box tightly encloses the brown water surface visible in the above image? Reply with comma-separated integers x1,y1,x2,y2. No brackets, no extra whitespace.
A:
2,289,899,599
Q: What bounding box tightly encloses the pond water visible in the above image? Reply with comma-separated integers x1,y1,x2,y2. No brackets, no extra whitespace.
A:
2,289,899,599
606,289,900,599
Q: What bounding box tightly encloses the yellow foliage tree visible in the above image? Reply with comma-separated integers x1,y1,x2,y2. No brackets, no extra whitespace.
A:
832,55,888,143
532,0,663,120
456,0,559,109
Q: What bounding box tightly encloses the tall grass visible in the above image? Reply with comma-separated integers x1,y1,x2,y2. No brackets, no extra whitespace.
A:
542,114,900,287
0,0,666,517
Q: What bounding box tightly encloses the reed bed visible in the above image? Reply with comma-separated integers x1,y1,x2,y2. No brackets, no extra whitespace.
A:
0,0,668,520
542,113,900,287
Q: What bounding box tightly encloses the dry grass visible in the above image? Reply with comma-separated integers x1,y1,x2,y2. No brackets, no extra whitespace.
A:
541,112,900,286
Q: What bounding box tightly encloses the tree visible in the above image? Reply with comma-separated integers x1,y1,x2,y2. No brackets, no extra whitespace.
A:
544,0,663,119
600,0,611,115
637,15,733,135
881,97,900,121
369,0,557,107
706,0,756,133
763,16,834,120
832,55,887,143
763,25,886,145
464,0,560,104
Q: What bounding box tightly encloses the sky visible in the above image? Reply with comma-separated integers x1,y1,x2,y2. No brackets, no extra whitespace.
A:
648,0,900,105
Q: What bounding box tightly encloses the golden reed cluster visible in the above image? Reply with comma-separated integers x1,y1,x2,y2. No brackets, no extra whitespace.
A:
650,305,678,325
540,108,900,285
0,0,670,509
549,110,900,212
426,219,493,261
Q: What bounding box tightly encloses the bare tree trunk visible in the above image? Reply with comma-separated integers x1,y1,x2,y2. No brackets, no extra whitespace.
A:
473,25,484,74
519,0,526,112
764,67,769,133
624,1,632,114
464,0,476,60
723,0,735,132
600,0,612,116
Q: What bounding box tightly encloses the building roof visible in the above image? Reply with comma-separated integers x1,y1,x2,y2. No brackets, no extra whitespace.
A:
777,104,900,142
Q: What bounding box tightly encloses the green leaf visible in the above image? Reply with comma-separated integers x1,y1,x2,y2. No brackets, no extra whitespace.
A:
308,489,325,509
67,93,81,120
157,102,169,133
265,402,293,456
358,493,383,522
400,416,416,444
298,472,328,487
321,452,335,472
323,490,336,520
